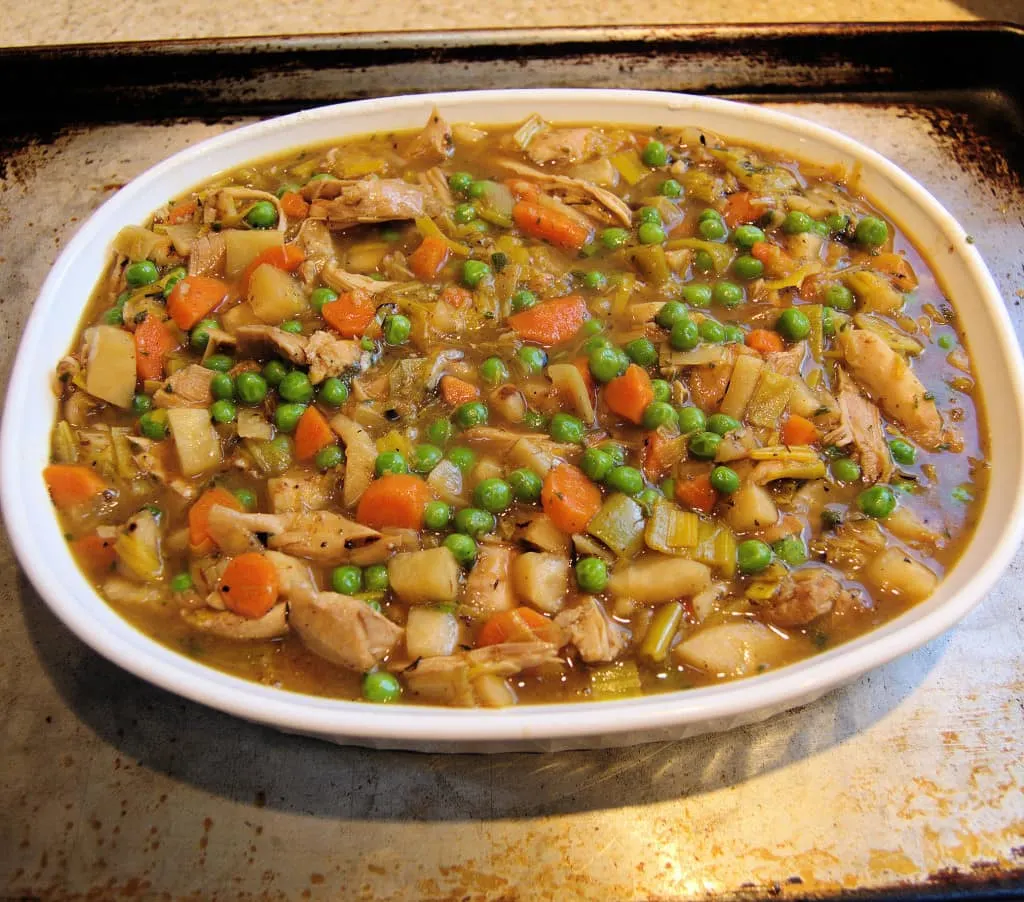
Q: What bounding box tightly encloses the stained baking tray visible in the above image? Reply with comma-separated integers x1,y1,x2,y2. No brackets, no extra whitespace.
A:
1,24,1022,902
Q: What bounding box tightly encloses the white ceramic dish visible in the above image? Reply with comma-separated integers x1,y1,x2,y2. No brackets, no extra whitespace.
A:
3,89,1023,753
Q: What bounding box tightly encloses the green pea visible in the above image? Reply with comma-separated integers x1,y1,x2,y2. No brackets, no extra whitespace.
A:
423,500,453,531
707,413,740,436
204,353,234,373
732,224,765,248
508,468,543,503
713,282,744,308
589,346,625,383
600,227,631,249
776,308,811,341
655,300,689,330
516,345,547,375
699,319,726,343
693,250,715,272
689,430,721,460
637,206,662,225
210,399,237,424
454,400,488,428
279,320,303,335
227,372,264,406
362,671,402,704
278,370,314,404
406,443,440,474
661,477,677,498
262,359,288,387
857,485,897,519
210,373,235,401
824,284,854,311
102,305,125,325
737,539,773,574
443,532,478,567
831,457,862,483
375,450,408,477
317,376,347,407
383,313,411,345
597,441,627,467
710,465,741,494
361,337,377,353
825,212,850,234
480,356,509,385
139,410,169,440
855,216,889,248
575,556,609,593
623,337,657,368
937,334,954,350
448,171,473,194
453,202,478,224
583,270,608,291
699,209,723,223
315,444,344,470
244,201,279,229
308,173,335,181
446,446,475,472
642,140,669,167
670,318,700,351
723,324,745,344
680,284,713,308
427,417,454,447
636,487,662,515
474,478,513,513
642,401,678,430
233,488,257,510
310,287,338,314
698,218,728,241
275,182,301,197
581,447,614,482
606,465,644,496
510,289,538,313
677,406,706,434
782,210,813,234
772,535,808,567
811,221,830,238
889,439,917,466
364,564,389,592
162,266,187,297
131,394,153,415
467,179,492,199
651,379,672,403
274,403,306,433
461,259,491,288
660,178,682,197
550,413,585,444
733,255,765,280
454,507,495,538
125,260,159,287
638,222,666,245
170,572,193,593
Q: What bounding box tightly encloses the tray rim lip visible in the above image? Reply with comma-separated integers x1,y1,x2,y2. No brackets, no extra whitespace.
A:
3,87,1024,747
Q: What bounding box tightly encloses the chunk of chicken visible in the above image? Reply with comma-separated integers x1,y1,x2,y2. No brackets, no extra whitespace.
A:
417,167,453,208
758,568,855,628
499,158,631,227
310,179,431,232
824,368,894,484
206,505,286,555
347,528,421,566
152,364,215,409
321,263,398,296
765,341,806,377
263,550,317,603
291,592,403,671
838,329,945,449
522,128,606,166
267,470,338,513
187,232,227,277
305,330,366,384
461,544,516,615
233,325,308,366
267,510,383,564
407,108,454,163
182,604,289,640
401,641,560,707
555,597,628,663
329,414,376,506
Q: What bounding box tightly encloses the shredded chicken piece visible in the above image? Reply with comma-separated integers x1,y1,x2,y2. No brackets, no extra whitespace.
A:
329,414,376,506
309,179,432,232
267,509,383,564
417,166,454,208
555,597,628,663
293,219,337,285
290,592,403,671
206,505,286,555
152,364,215,409
234,325,309,366
407,109,454,164
182,604,289,640
765,340,806,376
346,528,421,566
521,128,607,166
267,470,338,513
688,355,736,412
462,544,516,616
322,262,398,295
304,330,366,384
187,232,227,277
102,576,163,605
498,158,632,227
263,551,318,604
127,436,197,499
759,568,855,628
825,368,894,484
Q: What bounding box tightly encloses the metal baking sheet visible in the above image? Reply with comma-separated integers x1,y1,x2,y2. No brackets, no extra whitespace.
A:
1,25,1022,901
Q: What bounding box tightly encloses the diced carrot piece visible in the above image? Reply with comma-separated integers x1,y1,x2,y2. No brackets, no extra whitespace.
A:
321,291,377,338
675,473,719,515
43,465,109,510
166,275,229,330
356,474,432,531
218,552,280,619
781,414,820,446
440,284,473,308
134,314,180,381
723,191,768,227
476,607,561,648
294,406,335,461
641,430,676,481
239,244,306,293
279,191,310,220
745,328,785,355
603,364,654,425
505,179,540,202
166,200,196,225
71,533,118,579
512,200,592,251
407,236,450,282
188,487,242,554
541,464,603,534
439,375,480,406
507,294,590,347
751,240,795,278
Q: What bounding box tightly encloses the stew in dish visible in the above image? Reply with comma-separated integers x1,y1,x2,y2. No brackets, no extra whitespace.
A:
46,111,987,706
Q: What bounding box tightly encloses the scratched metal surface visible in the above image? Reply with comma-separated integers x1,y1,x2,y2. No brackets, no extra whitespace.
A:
1,35,1023,902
